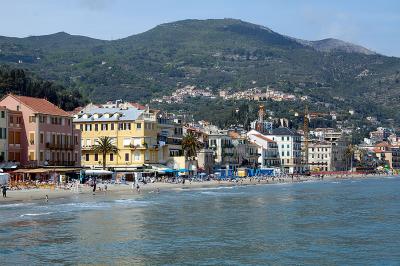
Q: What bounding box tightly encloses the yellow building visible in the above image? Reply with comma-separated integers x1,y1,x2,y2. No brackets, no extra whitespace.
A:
73,105,165,170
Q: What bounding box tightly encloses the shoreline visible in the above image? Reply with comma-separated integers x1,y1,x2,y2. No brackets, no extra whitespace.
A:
1,174,396,204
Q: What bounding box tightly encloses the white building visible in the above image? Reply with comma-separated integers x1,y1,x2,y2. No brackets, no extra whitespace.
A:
247,130,280,168
264,128,303,173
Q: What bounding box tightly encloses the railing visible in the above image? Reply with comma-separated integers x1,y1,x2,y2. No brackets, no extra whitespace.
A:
46,143,76,150
46,161,76,166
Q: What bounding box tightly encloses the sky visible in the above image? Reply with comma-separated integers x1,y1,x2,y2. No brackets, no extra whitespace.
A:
1,0,399,56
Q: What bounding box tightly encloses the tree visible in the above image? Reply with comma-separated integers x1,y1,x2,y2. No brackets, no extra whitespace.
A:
182,132,202,160
92,136,119,170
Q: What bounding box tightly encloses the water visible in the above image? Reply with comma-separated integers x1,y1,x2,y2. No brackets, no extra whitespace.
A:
1,177,400,265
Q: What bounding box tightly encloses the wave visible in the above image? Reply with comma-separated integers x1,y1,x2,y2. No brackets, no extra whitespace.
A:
113,199,152,206
20,212,53,217
0,202,35,208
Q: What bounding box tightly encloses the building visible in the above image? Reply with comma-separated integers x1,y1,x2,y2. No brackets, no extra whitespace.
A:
197,148,214,174
372,141,399,169
247,131,280,169
228,131,259,167
207,130,237,169
265,128,303,173
0,107,7,162
0,94,81,167
370,127,391,144
73,104,171,171
7,109,23,165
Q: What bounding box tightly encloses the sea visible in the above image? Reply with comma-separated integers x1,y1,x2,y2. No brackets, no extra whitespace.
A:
0,176,399,265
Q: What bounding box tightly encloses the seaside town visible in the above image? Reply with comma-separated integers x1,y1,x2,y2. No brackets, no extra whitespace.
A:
0,92,397,198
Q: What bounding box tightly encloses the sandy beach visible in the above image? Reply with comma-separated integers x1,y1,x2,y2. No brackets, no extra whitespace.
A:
0,174,395,203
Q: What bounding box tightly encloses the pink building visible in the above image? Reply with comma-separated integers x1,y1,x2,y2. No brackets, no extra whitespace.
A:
0,94,81,167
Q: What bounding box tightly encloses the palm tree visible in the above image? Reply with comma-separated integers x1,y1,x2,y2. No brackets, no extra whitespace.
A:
92,136,119,170
182,132,202,160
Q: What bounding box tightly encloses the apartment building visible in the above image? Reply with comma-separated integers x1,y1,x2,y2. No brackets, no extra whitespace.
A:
0,107,7,162
74,105,168,170
0,94,81,167
247,130,280,169
265,128,303,173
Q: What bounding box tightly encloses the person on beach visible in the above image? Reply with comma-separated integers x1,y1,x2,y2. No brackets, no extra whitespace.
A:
104,184,107,192
2,185,7,198
45,195,49,202
136,183,140,193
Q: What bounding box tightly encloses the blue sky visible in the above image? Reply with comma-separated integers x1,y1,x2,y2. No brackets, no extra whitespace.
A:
1,0,399,56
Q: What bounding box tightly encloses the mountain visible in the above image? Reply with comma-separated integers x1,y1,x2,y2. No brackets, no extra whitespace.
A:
293,38,376,55
0,18,399,125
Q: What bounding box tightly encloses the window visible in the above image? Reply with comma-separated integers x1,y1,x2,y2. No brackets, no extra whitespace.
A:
29,151,35,161
111,123,114,130
85,154,90,161
80,124,84,131
95,124,98,131
9,116,13,123
40,133,44,144
110,153,114,161
137,123,142,129
29,132,35,145
134,152,140,161
94,154,99,161
0,111,4,118
287,151,290,156
40,152,44,161
118,123,123,130
0,128,5,139
29,116,36,123
125,153,129,162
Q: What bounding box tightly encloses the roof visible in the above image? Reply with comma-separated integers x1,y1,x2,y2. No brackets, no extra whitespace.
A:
129,102,146,110
271,127,300,136
6,94,70,116
73,107,144,122
375,141,391,147
253,134,274,142
228,131,242,139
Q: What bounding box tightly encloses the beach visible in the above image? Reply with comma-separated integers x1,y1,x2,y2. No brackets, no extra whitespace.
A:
1,173,392,203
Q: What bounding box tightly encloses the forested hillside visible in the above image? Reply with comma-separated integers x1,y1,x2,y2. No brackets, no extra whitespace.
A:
0,18,399,123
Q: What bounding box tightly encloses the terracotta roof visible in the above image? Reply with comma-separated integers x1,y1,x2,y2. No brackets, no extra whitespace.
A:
8,94,70,116
375,141,391,147
228,131,241,139
253,134,274,142
129,102,146,110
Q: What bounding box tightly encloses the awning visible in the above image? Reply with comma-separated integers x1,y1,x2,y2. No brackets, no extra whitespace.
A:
0,162,19,169
85,170,113,175
13,168,82,174
179,168,189,172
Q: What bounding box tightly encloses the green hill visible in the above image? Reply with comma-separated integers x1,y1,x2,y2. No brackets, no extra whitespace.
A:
0,18,399,124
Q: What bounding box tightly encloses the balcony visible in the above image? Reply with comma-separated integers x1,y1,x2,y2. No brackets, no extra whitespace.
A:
46,161,76,166
46,143,77,150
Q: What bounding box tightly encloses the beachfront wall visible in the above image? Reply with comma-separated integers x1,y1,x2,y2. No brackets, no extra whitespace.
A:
0,94,81,167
